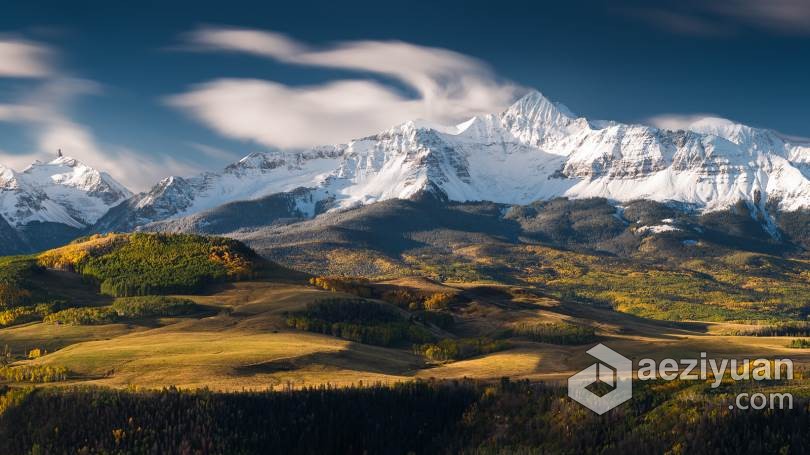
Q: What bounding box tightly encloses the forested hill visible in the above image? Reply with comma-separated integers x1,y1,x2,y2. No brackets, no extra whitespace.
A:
36,233,275,296
0,233,293,327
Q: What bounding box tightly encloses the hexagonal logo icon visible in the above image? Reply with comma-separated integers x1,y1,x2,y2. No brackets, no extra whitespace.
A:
567,344,632,414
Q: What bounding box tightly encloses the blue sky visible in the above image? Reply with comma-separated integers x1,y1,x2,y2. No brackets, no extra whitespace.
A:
0,0,808,190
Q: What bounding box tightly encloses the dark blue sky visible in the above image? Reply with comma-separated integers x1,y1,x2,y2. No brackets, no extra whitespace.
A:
0,0,808,189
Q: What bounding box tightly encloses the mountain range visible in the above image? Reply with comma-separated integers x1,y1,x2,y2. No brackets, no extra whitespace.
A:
2,90,809,253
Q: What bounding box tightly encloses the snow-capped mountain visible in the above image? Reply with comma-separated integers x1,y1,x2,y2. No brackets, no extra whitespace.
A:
0,155,132,229
93,148,342,232
95,90,810,233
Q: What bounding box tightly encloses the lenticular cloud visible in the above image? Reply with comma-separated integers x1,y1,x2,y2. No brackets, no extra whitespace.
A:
168,26,520,149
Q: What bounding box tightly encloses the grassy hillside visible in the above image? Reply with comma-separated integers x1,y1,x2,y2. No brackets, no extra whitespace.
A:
1,232,810,453
2,222,810,391
2,277,808,391
0,233,285,330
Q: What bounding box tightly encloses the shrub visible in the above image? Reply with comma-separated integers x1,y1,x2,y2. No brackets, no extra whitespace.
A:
725,322,810,337
44,307,118,325
789,339,810,349
0,301,66,327
43,297,202,325
111,296,200,318
511,322,597,345
295,299,401,324
286,298,432,346
380,289,423,309
309,276,374,297
424,293,456,311
414,338,510,362
0,365,68,383
0,306,40,327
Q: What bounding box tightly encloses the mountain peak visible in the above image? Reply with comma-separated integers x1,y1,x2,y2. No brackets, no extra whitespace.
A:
23,154,83,172
501,90,577,134
48,155,81,167
0,164,19,189
495,89,579,148
513,89,550,104
0,153,133,229
507,90,576,119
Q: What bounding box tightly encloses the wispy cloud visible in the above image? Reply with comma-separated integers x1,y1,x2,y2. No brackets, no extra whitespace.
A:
622,9,734,37
0,37,197,191
186,141,240,161
170,79,425,148
0,37,52,77
708,0,810,35
644,113,810,145
169,26,520,149
644,113,720,131
621,0,810,37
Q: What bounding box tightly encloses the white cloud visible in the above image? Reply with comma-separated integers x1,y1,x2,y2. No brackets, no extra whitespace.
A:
0,38,52,77
187,28,305,58
0,40,199,192
170,27,520,149
644,113,719,131
621,9,734,37
623,0,810,36
646,113,810,145
91,148,200,191
0,81,199,191
707,0,810,34
170,79,424,148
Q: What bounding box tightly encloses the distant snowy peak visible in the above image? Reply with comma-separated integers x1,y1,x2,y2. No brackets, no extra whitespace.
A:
134,176,196,215
681,116,810,170
0,155,132,229
685,116,785,153
114,147,344,228
24,156,132,204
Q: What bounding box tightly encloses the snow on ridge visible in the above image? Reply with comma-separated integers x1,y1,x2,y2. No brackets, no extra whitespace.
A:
636,224,681,235
0,155,132,228
101,90,810,230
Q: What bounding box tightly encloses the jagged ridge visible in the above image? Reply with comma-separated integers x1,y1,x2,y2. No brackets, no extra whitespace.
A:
100,90,810,234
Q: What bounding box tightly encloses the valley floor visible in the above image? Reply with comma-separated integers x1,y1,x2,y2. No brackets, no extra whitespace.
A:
4,279,809,391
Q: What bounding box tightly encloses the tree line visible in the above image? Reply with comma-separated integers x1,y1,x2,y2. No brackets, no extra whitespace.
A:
3,379,810,454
